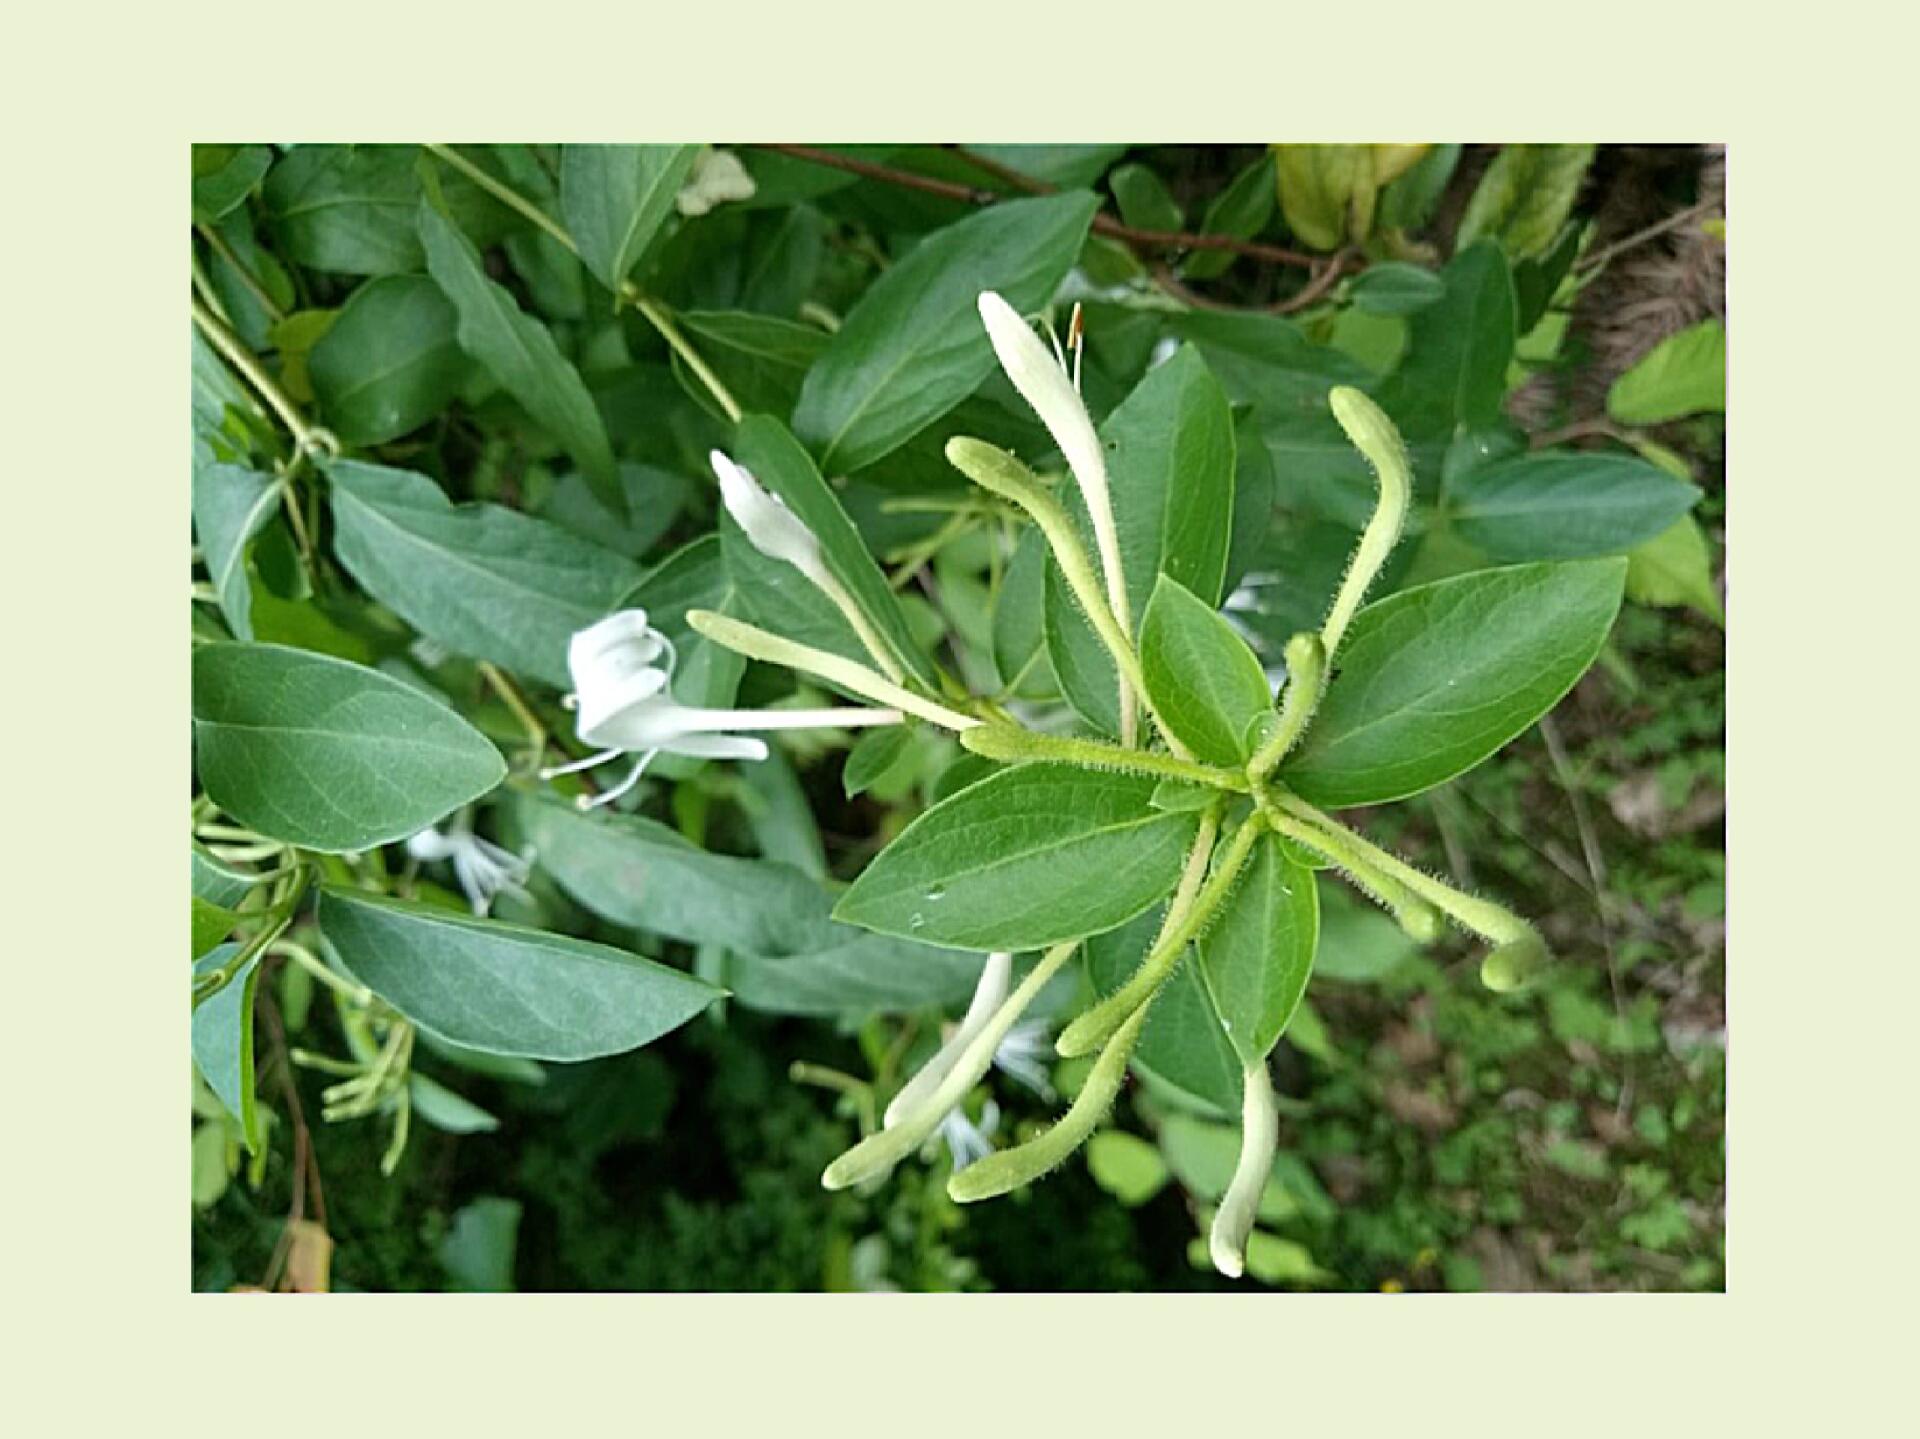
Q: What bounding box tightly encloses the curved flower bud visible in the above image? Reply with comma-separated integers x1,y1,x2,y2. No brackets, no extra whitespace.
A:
976,291,1129,633
883,952,1012,1126
710,451,829,588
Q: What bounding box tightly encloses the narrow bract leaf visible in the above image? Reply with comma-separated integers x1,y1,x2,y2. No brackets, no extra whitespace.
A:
1447,452,1702,561
834,763,1199,951
793,191,1100,473
192,643,506,852
418,201,620,509
326,459,641,688
1194,832,1319,1066
1140,575,1272,766
843,725,914,798
1281,558,1627,807
318,888,721,1062
559,144,699,292
192,457,279,641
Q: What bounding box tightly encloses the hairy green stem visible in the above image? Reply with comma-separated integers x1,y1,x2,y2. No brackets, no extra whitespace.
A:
948,1001,1151,1203
686,610,977,731
1253,793,1440,941
1056,806,1257,1058
1247,631,1327,782
1270,792,1547,989
960,723,1246,791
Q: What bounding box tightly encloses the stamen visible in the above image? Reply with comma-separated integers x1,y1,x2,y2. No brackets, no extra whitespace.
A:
582,749,658,810
540,748,618,779
1068,302,1085,394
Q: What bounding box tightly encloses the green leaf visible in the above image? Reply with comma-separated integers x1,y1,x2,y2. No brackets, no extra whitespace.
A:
559,145,700,292
192,845,260,909
192,943,265,1154
193,144,273,224
1045,345,1238,734
672,312,828,420
1375,240,1516,439
1457,145,1596,259
317,887,720,1061
308,274,470,445
518,794,834,957
1447,452,1702,561
727,932,994,1016
263,144,424,275
191,897,240,959
410,1073,500,1135
418,201,620,510
1194,832,1318,1066
1281,558,1627,807
1086,1130,1171,1206
1377,145,1460,231
192,456,279,641
541,462,691,560
793,191,1101,473
834,763,1200,951
1109,162,1183,231
1347,261,1445,316
192,643,506,852
843,726,914,798
1183,156,1278,281
1165,310,1373,413
326,459,641,688
991,526,1053,697
964,145,1129,189
1626,515,1723,624
1608,319,1726,425
733,415,936,686
1139,575,1272,766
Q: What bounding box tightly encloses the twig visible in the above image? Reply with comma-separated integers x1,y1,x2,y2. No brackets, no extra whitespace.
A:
751,144,1320,270
1573,196,1721,276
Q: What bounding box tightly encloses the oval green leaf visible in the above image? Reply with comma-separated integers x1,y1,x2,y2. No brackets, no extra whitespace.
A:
559,144,699,293
833,763,1200,951
192,643,507,852
1139,574,1273,766
309,274,470,446
1194,831,1319,1066
1281,557,1627,807
1448,451,1701,561
317,887,721,1062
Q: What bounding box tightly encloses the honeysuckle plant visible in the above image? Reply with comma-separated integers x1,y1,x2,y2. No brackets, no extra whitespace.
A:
190,143,1706,1287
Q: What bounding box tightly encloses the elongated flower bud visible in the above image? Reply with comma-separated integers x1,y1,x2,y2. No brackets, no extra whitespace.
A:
710,451,830,589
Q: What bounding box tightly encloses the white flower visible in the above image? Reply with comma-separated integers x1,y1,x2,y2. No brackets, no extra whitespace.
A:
405,814,532,916
940,1098,1000,1171
709,451,831,588
676,147,757,218
543,609,903,810
1147,336,1181,370
991,1018,1057,1102
977,290,1129,629
883,952,1012,1127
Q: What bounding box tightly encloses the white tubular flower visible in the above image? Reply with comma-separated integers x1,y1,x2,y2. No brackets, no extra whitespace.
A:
976,290,1129,632
940,1098,1000,1172
710,451,829,587
883,952,1013,1127
405,816,532,917
543,609,904,810
991,1018,1058,1102
676,147,757,217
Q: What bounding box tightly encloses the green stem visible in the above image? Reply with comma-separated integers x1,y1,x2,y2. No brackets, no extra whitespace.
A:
269,938,374,1008
1253,792,1439,940
1269,792,1546,990
948,1000,1151,1203
686,610,976,731
813,569,907,685
190,295,336,460
424,143,575,251
944,436,1183,757
960,723,1246,791
1056,805,1254,1058
193,865,313,1008
1320,387,1412,664
196,221,286,324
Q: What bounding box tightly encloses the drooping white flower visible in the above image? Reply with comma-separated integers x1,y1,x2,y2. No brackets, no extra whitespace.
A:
710,451,829,587
543,609,904,810
405,815,532,917
940,1097,1001,1171
676,147,757,218
883,952,1012,1126
976,290,1129,631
